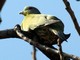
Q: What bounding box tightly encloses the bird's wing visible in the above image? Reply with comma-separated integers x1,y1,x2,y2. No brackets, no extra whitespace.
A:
44,15,67,40
30,14,61,29
43,16,60,26
21,14,60,31
33,15,67,40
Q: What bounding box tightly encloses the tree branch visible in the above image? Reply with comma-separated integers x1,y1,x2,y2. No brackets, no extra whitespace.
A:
32,46,37,60
57,38,64,60
0,0,6,11
0,25,80,60
0,0,6,23
0,29,19,39
63,0,80,35
14,24,80,60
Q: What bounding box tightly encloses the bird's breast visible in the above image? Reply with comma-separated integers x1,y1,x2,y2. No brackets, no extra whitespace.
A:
21,15,47,31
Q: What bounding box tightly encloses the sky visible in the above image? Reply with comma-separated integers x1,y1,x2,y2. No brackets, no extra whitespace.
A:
0,0,80,60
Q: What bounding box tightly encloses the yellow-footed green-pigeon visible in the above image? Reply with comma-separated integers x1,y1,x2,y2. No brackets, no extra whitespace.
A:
20,6,70,46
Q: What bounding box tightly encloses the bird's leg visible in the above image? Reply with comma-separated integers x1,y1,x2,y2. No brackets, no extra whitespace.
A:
57,38,64,60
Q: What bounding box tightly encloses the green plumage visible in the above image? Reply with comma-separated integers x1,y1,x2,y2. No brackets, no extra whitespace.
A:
20,6,70,46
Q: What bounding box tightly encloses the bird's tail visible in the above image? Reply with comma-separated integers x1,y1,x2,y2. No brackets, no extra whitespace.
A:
57,32,71,42
56,31,70,41
64,33,71,40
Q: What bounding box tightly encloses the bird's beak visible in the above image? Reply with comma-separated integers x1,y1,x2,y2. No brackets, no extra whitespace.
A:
19,11,24,15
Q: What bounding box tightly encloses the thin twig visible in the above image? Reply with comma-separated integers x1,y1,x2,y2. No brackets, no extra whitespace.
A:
32,46,37,60
63,0,80,35
57,38,64,60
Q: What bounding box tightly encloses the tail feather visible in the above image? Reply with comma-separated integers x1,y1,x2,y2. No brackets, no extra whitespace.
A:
64,33,71,40
57,32,71,41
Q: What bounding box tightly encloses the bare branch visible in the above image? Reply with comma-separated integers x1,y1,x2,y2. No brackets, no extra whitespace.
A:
76,0,80,1
13,25,61,60
14,24,80,60
32,46,37,60
0,0,6,23
57,38,64,60
0,24,79,60
63,0,80,35
0,29,19,39
0,0,6,11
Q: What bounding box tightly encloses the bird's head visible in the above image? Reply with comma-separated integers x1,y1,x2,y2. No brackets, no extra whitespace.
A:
19,6,41,16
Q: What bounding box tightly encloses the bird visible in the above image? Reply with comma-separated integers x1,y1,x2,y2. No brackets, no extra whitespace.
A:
20,6,70,47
